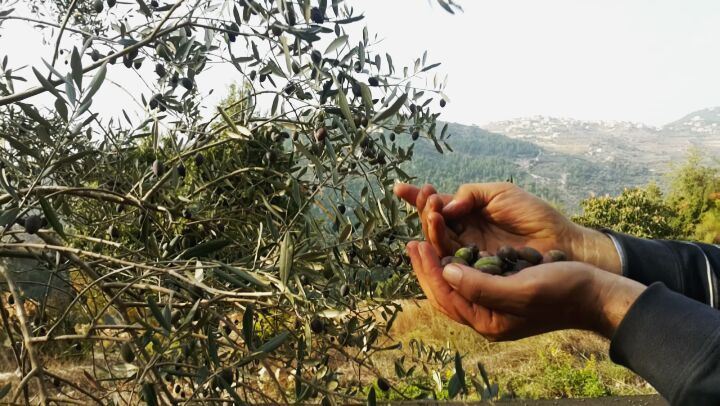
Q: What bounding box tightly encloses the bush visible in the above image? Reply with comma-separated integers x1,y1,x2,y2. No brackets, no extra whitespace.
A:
573,184,684,239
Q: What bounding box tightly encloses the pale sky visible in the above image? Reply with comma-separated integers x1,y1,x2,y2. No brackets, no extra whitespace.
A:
346,0,720,126
2,0,720,127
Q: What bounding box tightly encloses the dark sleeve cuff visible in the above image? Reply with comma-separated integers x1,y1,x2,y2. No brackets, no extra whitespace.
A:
604,230,708,303
610,282,720,405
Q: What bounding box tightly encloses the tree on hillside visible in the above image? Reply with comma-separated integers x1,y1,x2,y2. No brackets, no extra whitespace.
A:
0,0,474,404
572,184,684,239
695,199,720,243
666,149,720,238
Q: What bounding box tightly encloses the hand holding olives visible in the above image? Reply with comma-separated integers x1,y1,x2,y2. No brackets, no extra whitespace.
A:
440,245,566,277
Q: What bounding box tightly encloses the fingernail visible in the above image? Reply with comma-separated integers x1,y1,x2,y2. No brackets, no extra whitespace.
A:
443,264,463,287
443,200,457,212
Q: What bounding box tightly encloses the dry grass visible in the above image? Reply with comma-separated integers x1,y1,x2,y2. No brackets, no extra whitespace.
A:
1,299,657,402
371,299,656,399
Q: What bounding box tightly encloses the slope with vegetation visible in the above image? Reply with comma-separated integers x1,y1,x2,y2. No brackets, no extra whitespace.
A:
574,150,720,243
402,122,652,210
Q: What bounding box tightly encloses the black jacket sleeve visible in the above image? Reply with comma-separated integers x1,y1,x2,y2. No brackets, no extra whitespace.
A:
609,283,720,405
605,231,720,309
603,231,720,405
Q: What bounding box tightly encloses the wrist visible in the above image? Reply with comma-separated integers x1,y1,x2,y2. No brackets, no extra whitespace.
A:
591,271,646,339
568,226,622,275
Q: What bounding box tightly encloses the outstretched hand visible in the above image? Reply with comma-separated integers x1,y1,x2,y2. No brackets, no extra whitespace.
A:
406,241,644,341
395,182,621,274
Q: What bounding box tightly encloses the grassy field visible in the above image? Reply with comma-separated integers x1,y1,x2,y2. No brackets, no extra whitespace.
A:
0,299,656,403
371,300,656,400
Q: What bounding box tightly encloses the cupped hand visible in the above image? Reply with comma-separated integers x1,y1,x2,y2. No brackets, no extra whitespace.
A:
395,182,621,274
406,241,644,340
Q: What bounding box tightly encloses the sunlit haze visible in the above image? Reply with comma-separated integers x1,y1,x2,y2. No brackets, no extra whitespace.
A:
2,0,720,126
348,0,720,126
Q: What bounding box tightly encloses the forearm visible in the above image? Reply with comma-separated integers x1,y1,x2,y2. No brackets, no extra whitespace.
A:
591,270,645,339
568,226,623,275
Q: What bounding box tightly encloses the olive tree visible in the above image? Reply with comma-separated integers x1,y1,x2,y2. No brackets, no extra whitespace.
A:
0,0,469,404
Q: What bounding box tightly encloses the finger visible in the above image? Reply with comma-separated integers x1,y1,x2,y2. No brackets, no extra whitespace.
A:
416,184,437,218
407,241,439,309
426,193,444,213
422,194,446,252
437,193,454,206
457,301,530,341
427,211,460,256
393,183,420,207
442,182,514,219
441,263,522,311
448,294,507,339
417,184,437,238
417,242,466,324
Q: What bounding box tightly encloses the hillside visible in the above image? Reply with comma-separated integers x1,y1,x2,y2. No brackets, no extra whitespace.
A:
403,123,653,211
403,108,720,211
483,109,720,174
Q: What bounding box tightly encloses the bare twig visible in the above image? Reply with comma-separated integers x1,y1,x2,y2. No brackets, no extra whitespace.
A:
1,269,50,405
50,0,79,68
0,22,189,106
0,186,172,214
42,370,105,405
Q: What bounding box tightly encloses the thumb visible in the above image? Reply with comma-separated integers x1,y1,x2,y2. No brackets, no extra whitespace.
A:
441,263,516,309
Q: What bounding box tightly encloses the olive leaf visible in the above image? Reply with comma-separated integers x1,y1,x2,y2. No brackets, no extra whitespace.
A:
179,239,231,259
219,263,270,288
421,62,441,72
367,387,376,406
31,67,62,100
372,93,407,123
70,47,83,90
141,384,158,406
359,82,374,113
213,266,248,288
257,330,290,353
0,207,19,229
0,383,10,400
80,62,107,106
242,304,255,350
336,87,356,132
54,97,68,122
147,296,171,333
39,196,65,238
216,376,245,405
325,35,348,55
278,232,295,286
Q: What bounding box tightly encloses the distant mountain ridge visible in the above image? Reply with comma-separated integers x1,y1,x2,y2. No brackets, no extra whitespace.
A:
482,107,720,172
406,123,651,211
664,107,720,136
406,107,720,212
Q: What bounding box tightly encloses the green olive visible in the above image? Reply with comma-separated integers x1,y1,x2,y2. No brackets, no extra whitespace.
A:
473,256,502,269
476,264,502,275
441,256,468,267
454,247,474,263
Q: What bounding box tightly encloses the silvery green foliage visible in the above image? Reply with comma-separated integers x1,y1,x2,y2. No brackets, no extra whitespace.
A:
0,0,465,403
